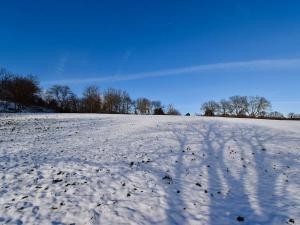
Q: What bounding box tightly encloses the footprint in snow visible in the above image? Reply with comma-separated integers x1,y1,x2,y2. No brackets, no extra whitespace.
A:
162,175,173,184
288,218,295,224
236,216,245,222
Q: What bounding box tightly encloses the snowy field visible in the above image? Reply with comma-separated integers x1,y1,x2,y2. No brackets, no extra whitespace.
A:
0,114,300,225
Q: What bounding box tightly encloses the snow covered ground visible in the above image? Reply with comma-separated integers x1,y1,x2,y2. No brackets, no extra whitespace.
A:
0,114,299,225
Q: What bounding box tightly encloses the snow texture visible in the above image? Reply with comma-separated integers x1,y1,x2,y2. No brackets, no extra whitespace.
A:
0,114,299,225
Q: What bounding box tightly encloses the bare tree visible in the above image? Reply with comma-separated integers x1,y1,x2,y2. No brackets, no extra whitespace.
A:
132,100,138,114
82,86,101,113
288,112,295,119
219,99,232,116
47,85,73,112
103,88,122,113
66,93,80,113
136,98,151,114
154,107,165,115
268,111,285,119
287,113,300,119
120,91,132,114
152,100,164,115
247,96,271,117
201,101,220,116
229,95,248,117
151,101,162,109
167,104,181,115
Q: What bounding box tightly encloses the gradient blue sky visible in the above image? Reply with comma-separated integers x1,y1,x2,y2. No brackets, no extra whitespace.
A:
1,0,300,114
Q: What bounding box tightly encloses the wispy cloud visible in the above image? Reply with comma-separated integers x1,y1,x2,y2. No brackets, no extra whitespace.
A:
43,58,300,85
55,53,69,76
273,100,300,104
115,50,133,76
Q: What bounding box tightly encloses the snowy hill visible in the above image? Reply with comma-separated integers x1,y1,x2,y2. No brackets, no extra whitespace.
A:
0,114,299,225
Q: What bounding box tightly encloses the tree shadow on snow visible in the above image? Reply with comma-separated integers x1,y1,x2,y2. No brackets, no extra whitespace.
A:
188,121,300,225
2,119,300,225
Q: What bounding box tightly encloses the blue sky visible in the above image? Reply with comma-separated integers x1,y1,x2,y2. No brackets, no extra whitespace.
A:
1,0,300,114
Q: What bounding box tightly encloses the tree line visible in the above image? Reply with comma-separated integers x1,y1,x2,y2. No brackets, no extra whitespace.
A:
1,67,299,119
0,68,180,115
201,96,300,120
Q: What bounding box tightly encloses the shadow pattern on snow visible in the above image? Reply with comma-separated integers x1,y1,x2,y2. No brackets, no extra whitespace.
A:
1,117,300,225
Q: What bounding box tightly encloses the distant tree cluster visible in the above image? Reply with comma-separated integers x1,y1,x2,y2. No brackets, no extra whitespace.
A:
287,112,300,120
201,95,296,120
0,68,181,115
43,84,181,115
0,68,41,110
